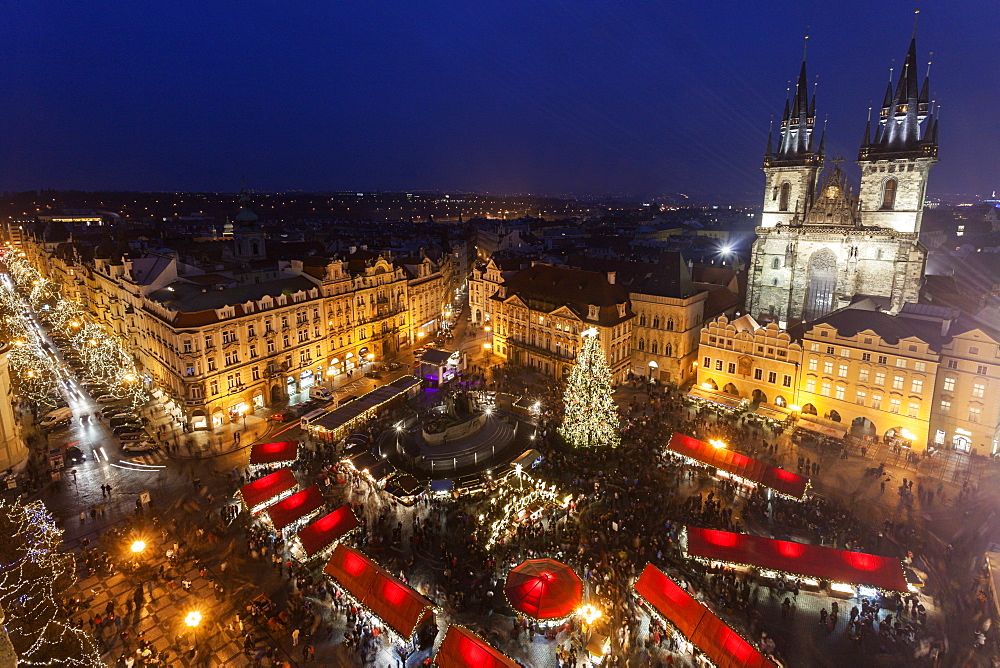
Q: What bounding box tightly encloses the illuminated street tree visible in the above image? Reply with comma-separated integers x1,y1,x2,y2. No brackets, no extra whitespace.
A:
0,500,101,667
558,328,621,448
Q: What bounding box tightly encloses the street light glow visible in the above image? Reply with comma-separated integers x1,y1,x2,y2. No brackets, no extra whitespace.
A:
185,611,202,627
130,540,146,553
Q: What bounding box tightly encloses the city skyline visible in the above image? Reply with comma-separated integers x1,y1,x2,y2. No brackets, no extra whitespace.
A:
2,2,997,199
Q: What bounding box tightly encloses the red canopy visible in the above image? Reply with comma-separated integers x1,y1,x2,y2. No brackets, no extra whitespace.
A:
634,564,775,668
248,440,299,466
667,433,808,499
323,545,435,640
685,526,908,592
239,467,297,511
504,559,582,621
297,505,360,557
434,625,519,668
264,485,325,531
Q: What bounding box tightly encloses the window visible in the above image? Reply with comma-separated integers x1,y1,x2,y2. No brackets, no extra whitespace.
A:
875,371,885,386
835,385,846,400
810,343,820,352
209,380,218,396
806,379,816,392
864,337,873,344
856,390,867,405
666,318,674,331
957,225,965,237
207,358,216,372
838,364,848,378
183,340,192,353
895,358,907,368
871,394,883,410
703,356,711,369
859,368,870,383
808,358,818,372
715,360,723,371
978,365,989,375
249,345,258,359
266,340,275,354
943,377,955,392
638,338,645,352
821,382,831,397
204,335,213,349
248,324,255,338
727,362,736,375
754,368,763,381
889,398,901,414
251,366,260,381
840,349,851,358
908,345,918,352
772,257,781,269
911,379,923,394
892,376,904,390
970,346,980,356
782,374,792,387
969,406,982,423
914,361,926,372
861,352,872,362
939,400,951,414
947,359,958,369
877,355,888,365
768,371,777,384
880,178,897,210
907,402,920,417
189,385,202,399
282,335,289,348
973,382,986,398
823,361,834,374
821,331,829,338
826,346,835,355
779,182,791,211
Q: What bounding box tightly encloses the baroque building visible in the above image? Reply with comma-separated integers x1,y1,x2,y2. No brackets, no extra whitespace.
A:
747,38,937,325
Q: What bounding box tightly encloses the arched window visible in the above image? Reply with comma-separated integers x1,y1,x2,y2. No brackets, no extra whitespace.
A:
638,338,645,352
652,317,660,329
651,341,658,355
664,343,672,357
639,314,646,327
772,257,781,269
876,249,884,260
772,186,779,201
779,182,791,211
666,318,674,331
880,178,897,210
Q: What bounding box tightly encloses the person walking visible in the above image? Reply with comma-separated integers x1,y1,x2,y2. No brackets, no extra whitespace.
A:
291,628,300,647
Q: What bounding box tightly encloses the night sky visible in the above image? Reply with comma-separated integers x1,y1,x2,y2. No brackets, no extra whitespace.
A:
2,1,997,200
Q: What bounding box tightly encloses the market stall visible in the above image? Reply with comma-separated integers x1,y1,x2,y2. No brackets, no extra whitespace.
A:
633,563,776,668
247,440,299,472
262,485,325,533
686,386,745,411
666,432,809,500
433,625,519,668
323,544,437,642
238,467,298,513
797,419,847,440
683,526,908,594
505,559,583,622
295,505,361,561
307,375,421,442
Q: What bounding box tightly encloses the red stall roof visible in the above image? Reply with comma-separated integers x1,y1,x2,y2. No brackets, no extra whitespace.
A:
504,559,583,621
249,441,299,466
667,433,808,499
297,505,360,557
239,467,297,510
264,485,325,531
634,564,775,668
323,545,435,640
434,625,520,668
685,526,908,592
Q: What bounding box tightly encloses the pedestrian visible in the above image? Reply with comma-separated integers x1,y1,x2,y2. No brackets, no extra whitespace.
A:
292,628,300,646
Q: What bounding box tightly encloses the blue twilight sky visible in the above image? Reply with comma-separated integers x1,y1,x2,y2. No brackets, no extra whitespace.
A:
1,1,997,200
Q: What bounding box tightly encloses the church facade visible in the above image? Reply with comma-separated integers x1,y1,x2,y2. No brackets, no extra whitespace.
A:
746,38,938,326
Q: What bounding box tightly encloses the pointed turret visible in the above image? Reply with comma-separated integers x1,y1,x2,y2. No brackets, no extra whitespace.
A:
766,54,821,168
765,121,774,156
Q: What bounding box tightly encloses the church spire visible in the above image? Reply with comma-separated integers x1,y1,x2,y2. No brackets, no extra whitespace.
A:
766,38,821,168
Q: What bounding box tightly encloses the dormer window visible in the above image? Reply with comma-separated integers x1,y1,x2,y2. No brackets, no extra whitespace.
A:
588,305,599,320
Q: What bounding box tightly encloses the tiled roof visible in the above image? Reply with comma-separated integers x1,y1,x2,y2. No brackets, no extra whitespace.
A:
496,263,633,327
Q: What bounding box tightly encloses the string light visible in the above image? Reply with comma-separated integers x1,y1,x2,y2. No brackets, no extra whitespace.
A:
558,329,621,448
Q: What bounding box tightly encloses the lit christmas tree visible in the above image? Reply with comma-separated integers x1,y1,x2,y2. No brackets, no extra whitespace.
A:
559,328,620,448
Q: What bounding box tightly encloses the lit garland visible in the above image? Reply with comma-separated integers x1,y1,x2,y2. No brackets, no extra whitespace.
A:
0,500,101,666
558,328,620,448
476,466,564,550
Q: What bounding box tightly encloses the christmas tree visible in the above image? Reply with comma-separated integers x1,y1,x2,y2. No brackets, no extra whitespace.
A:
559,328,620,447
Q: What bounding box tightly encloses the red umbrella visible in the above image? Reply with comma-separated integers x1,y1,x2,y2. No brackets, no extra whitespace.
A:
504,559,583,621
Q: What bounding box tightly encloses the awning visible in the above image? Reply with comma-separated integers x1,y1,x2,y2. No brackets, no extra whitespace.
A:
248,441,299,467
684,526,908,592
687,387,743,410
434,625,519,668
297,505,360,558
323,545,436,640
667,433,808,499
798,419,847,439
347,451,380,472
634,564,775,668
239,468,298,511
754,405,789,421
264,485,325,532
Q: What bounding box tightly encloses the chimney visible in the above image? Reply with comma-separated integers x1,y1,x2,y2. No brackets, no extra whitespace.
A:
607,271,616,285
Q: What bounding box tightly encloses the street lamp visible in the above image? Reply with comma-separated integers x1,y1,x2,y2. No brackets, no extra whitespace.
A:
131,540,146,554
185,611,202,649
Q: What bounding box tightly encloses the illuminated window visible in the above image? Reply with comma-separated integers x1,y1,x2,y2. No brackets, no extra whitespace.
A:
821,383,831,397
972,382,985,398
943,377,955,392
911,379,923,393
969,406,981,423
806,379,816,392
871,394,882,410
859,368,870,383
914,361,926,372
823,361,834,374
907,402,920,417
895,358,907,368
808,358,818,372
838,364,849,378
875,371,885,386
835,385,845,400
856,390,866,405
892,376,904,390
939,400,951,414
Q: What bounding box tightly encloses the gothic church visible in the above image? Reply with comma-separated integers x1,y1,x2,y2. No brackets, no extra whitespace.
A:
746,36,938,325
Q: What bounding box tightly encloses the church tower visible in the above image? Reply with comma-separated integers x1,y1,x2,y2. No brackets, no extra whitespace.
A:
233,184,266,261
761,57,824,229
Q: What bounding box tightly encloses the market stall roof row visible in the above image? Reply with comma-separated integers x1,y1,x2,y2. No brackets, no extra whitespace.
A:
433,625,520,668
667,432,808,500
297,505,360,558
263,485,325,532
238,467,298,512
687,386,744,410
248,440,299,467
634,564,776,668
309,375,421,435
684,526,909,592
323,544,436,641
797,419,848,439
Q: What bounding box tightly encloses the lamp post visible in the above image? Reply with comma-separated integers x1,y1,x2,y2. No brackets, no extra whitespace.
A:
130,539,146,571
185,611,202,651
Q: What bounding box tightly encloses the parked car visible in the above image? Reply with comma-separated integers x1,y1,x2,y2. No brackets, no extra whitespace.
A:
101,405,125,417
41,417,71,431
109,415,141,428
118,430,147,441
112,424,145,436
95,394,119,403
122,440,157,453
65,446,85,462
267,412,294,423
